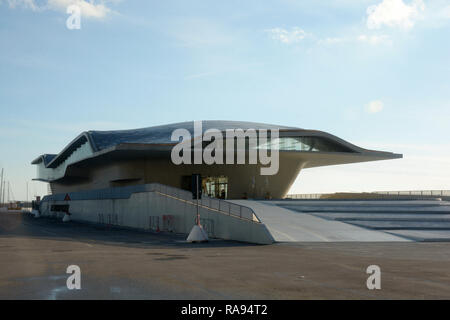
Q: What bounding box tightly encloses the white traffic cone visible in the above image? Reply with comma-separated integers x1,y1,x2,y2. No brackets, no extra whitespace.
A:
62,213,71,222
187,225,209,242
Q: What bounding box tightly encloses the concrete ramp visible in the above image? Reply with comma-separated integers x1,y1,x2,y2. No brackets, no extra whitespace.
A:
230,200,409,242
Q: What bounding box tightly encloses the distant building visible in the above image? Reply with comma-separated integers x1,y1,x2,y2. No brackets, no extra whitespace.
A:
31,121,401,199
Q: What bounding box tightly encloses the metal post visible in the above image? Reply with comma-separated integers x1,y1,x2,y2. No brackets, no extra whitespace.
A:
0,168,3,205
196,174,200,226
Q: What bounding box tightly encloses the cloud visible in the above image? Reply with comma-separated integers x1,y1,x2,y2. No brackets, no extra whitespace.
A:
317,37,346,45
425,2,450,25
184,71,217,80
4,0,114,19
165,18,236,48
6,0,40,10
357,34,391,45
48,0,111,19
365,100,384,113
443,5,450,19
366,0,425,30
266,27,307,44
318,34,391,46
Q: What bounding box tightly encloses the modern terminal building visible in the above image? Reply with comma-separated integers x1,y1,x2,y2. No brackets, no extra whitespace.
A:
31,121,403,244
32,120,401,199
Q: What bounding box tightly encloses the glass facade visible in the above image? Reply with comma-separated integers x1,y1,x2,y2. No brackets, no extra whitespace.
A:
256,137,355,153
199,136,354,153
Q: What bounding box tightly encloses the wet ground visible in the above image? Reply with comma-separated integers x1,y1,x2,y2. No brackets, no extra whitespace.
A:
1,211,449,299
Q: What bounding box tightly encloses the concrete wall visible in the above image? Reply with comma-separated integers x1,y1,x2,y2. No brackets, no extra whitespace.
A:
40,190,274,244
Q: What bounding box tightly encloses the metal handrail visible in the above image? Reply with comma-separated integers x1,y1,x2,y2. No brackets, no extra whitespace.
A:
147,183,260,223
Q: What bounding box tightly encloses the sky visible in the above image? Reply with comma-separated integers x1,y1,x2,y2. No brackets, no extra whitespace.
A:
0,0,449,200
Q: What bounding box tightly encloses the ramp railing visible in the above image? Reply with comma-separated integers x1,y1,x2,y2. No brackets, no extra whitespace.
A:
148,183,260,223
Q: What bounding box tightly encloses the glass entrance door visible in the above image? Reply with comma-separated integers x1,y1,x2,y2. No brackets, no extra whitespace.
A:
203,176,228,199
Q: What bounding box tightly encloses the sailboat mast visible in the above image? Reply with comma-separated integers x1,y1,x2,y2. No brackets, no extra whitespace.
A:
0,168,3,205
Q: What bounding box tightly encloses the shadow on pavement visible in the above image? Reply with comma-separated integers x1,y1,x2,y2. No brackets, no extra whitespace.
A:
0,212,258,249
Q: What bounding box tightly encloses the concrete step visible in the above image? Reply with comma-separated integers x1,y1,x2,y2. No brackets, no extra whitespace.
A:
279,205,450,214
346,220,450,230
383,230,450,242
308,212,450,222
